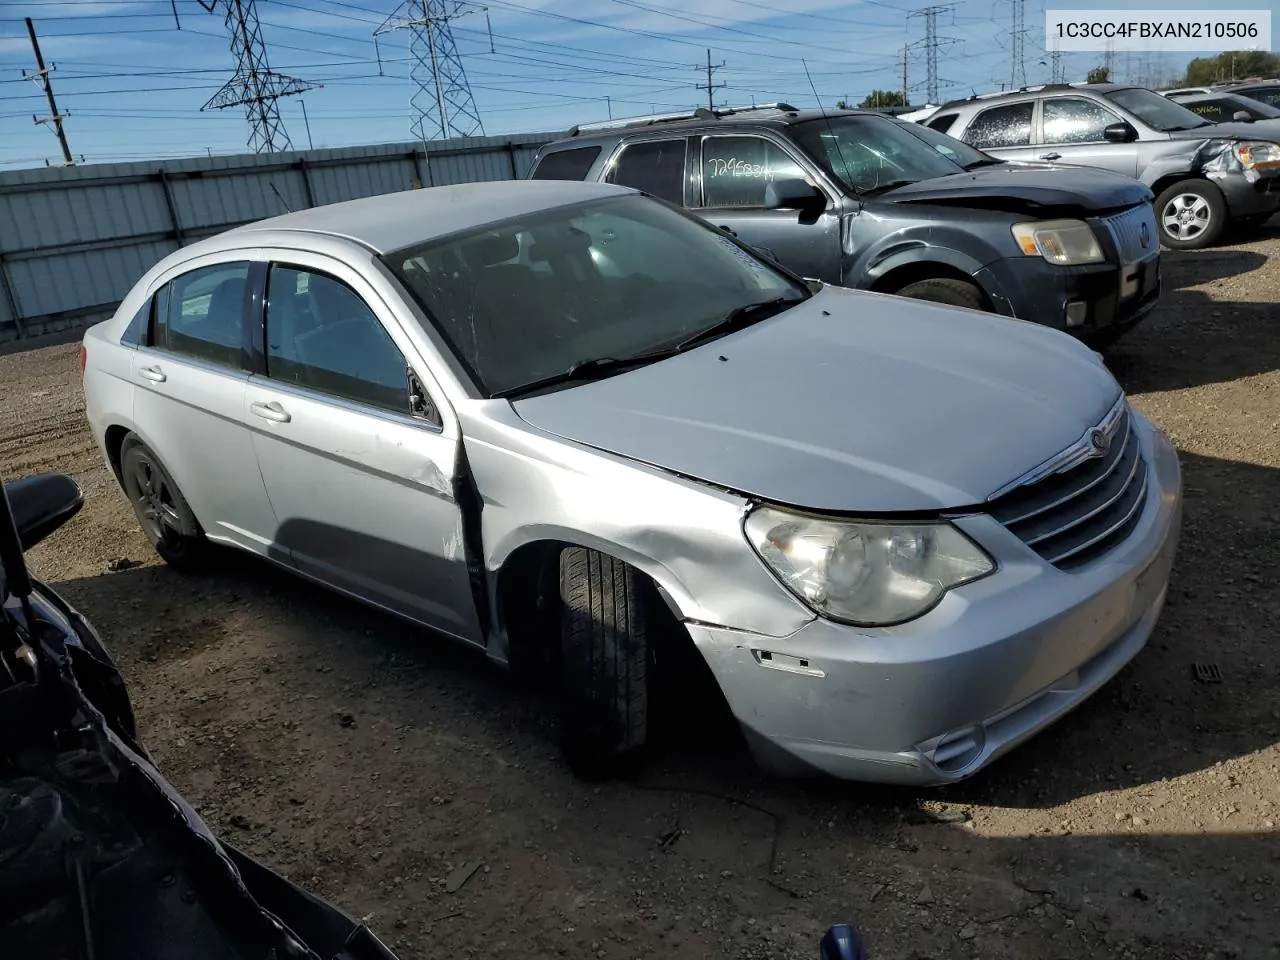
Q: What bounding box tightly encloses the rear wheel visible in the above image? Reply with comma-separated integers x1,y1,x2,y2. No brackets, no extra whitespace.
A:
118,435,212,573
557,547,649,778
894,277,988,312
1155,179,1226,250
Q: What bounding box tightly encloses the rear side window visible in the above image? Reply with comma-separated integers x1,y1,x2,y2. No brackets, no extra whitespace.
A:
962,102,1034,148
264,265,414,415
926,113,958,134
530,146,601,180
151,261,251,370
699,136,810,208
605,139,687,205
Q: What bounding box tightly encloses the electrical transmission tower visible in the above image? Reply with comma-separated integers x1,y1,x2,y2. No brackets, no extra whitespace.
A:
375,1,485,143
1009,0,1027,88
22,17,75,166
1049,42,1065,83
696,49,727,110
907,4,959,104
197,0,317,154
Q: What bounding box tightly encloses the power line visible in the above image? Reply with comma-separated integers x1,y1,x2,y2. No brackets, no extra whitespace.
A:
196,0,317,152
695,48,726,110
374,1,485,142
21,16,75,166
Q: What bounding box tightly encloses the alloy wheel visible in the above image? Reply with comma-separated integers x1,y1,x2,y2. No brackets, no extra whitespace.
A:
130,456,183,545
1161,193,1212,242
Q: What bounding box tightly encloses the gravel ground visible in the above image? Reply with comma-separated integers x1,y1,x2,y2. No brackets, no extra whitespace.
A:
4,224,1279,960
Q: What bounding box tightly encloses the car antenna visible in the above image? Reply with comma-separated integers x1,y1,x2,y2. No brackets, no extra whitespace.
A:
801,57,860,198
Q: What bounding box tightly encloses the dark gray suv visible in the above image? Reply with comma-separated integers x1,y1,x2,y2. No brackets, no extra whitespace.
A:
925,83,1280,249
529,104,1162,345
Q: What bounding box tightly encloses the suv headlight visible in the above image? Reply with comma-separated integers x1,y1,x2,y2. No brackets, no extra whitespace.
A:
1234,141,1280,171
1011,219,1104,265
744,505,995,627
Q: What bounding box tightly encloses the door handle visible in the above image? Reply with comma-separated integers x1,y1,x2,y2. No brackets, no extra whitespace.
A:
250,400,291,423
1039,152,1061,161
137,365,166,383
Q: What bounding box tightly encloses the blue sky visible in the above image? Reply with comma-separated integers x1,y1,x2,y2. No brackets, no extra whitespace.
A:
0,0,1273,169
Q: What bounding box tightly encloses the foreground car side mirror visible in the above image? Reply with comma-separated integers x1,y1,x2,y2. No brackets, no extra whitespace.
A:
765,178,826,211
1102,122,1138,143
3,472,84,551
1232,110,1253,122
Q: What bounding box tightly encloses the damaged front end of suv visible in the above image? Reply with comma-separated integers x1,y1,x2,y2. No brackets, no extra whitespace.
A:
0,472,399,960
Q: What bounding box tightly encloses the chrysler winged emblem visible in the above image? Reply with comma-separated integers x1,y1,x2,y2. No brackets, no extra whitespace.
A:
1088,428,1110,456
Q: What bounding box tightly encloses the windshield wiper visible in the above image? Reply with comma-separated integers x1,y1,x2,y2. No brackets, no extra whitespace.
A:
962,157,1005,169
493,348,682,399
676,296,803,352
862,178,919,195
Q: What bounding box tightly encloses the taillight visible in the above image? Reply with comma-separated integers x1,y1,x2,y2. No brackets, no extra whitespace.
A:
79,345,87,376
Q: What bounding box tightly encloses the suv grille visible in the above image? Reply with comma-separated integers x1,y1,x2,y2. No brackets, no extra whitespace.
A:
987,401,1148,570
1101,204,1158,264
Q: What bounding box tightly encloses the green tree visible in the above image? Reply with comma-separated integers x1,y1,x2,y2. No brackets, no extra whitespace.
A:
858,89,908,108
1183,50,1280,85
835,99,849,109
1086,66,1111,83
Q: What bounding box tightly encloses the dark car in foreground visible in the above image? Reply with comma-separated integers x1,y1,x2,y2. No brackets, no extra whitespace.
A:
529,103,1162,345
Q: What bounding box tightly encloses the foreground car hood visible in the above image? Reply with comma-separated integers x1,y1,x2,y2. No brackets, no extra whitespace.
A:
512,287,1120,512
881,165,1153,210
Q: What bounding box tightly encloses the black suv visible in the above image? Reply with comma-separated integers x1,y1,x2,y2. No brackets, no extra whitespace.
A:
528,104,1162,344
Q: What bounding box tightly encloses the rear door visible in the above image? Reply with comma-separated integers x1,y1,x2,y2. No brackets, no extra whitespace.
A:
691,133,842,284
130,252,279,556
244,250,483,645
1039,95,1139,177
956,99,1042,165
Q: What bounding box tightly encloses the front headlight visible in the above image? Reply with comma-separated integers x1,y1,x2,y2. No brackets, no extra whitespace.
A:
744,505,995,627
1233,141,1280,171
1011,219,1104,265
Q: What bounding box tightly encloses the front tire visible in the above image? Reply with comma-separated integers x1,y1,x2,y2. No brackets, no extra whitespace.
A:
894,277,988,312
118,435,212,573
1155,179,1227,250
557,547,649,778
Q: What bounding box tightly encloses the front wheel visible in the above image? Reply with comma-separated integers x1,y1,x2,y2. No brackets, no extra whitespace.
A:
894,277,988,312
557,547,649,778
1155,179,1226,250
118,435,212,573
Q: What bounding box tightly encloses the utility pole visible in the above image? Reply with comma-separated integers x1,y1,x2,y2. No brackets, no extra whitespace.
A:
901,45,909,105
23,17,74,166
605,95,612,119
907,4,958,105
375,1,485,143
696,49,726,111
299,98,314,150
1103,37,1115,78
1010,0,1027,88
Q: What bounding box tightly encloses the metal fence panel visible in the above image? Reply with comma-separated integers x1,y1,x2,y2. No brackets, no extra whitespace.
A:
0,132,559,345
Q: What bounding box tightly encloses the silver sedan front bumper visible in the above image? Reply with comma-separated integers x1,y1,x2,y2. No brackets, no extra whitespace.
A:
687,418,1183,786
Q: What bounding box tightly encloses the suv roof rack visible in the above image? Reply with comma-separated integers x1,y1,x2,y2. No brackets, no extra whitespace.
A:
567,102,800,137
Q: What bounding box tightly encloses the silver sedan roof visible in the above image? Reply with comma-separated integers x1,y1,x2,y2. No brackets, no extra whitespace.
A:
224,179,636,255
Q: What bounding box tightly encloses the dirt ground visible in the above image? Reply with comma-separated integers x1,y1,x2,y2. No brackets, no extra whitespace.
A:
4,224,1279,960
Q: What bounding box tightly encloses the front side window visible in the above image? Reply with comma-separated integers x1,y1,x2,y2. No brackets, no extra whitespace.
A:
789,115,964,194
264,265,412,415
530,146,601,181
960,102,1034,149
699,136,810,208
386,195,807,398
604,139,687,205
152,261,250,370
1041,97,1121,144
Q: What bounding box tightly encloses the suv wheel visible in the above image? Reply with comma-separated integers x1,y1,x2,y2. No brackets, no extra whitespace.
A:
895,277,987,312
557,546,649,778
1155,179,1226,250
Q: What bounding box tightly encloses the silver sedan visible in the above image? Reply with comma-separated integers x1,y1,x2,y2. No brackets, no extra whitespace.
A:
81,179,1182,785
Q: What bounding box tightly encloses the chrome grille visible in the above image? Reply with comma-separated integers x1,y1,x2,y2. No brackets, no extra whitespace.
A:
1102,204,1158,264
987,402,1148,570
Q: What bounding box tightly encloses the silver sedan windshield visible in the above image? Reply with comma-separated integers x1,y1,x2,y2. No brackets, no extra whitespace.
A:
384,195,807,397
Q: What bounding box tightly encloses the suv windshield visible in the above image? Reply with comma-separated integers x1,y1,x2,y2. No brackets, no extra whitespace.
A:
1102,87,1212,132
789,115,965,193
895,120,1002,169
385,195,808,397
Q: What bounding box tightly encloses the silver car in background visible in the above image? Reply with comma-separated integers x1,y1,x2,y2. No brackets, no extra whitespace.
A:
81,180,1182,786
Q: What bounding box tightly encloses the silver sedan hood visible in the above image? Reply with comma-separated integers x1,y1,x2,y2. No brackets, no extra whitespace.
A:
511,286,1121,513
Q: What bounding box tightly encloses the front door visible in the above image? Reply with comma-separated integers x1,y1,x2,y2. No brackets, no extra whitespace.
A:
130,254,280,556
1039,96,1140,178
692,134,842,284
245,254,483,645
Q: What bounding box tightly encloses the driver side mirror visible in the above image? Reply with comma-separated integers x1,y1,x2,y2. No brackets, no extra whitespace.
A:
3,472,83,552
764,178,826,211
1102,122,1138,143
1232,110,1253,122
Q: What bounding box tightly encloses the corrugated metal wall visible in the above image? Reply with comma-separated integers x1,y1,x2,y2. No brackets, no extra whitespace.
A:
0,133,558,344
